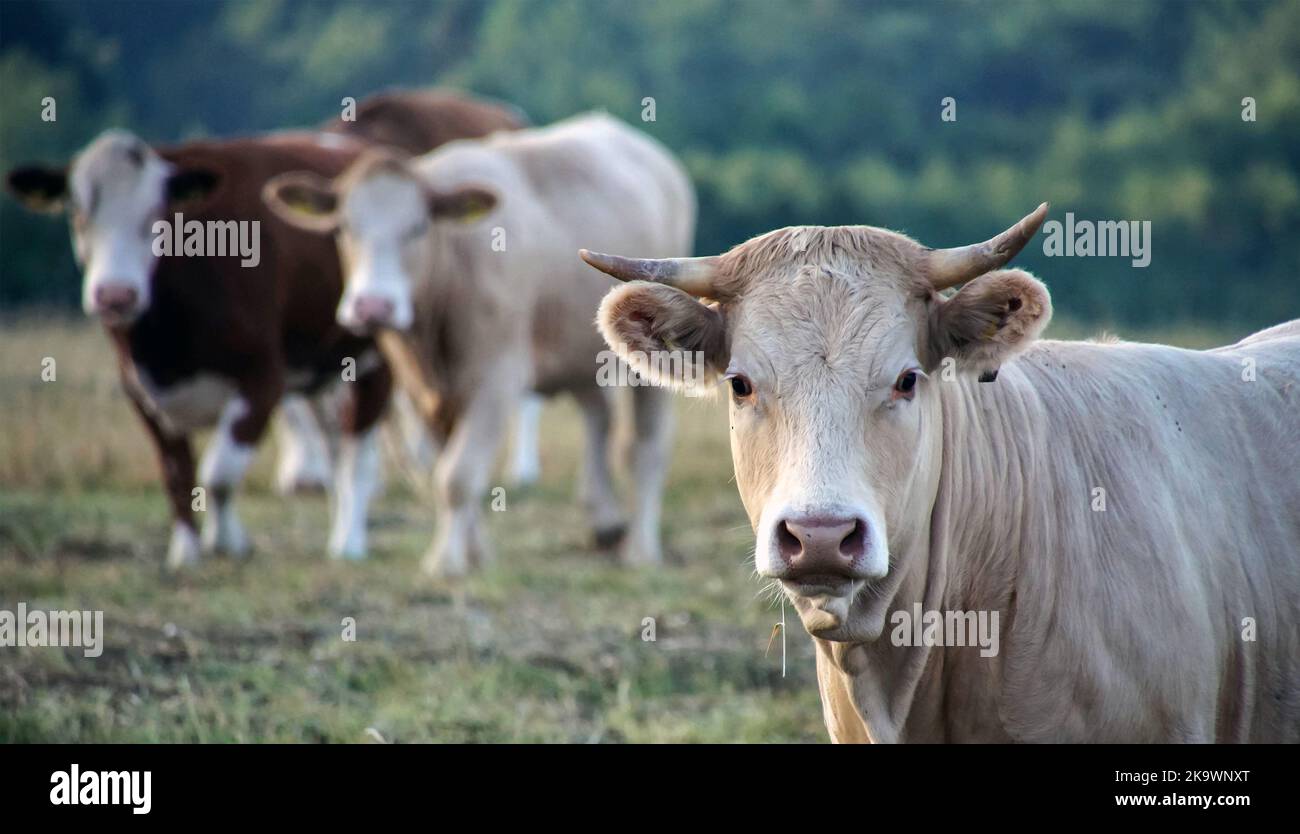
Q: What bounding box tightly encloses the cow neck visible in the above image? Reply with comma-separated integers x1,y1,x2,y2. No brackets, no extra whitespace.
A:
821,368,1038,742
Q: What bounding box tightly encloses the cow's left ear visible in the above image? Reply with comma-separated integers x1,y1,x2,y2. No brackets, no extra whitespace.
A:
927,269,1051,380
165,168,220,207
428,185,497,224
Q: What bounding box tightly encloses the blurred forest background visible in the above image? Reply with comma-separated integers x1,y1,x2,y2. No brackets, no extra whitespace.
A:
2,0,1297,329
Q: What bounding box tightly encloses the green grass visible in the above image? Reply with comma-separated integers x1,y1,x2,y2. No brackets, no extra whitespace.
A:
0,484,824,743
0,316,826,742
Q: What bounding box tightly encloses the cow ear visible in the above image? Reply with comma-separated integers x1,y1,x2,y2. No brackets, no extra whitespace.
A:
165,168,220,207
597,281,730,394
428,185,497,224
262,171,340,234
7,164,69,214
928,269,1051,380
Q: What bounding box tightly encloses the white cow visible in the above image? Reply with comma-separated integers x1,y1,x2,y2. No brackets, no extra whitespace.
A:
266,113,694,575
585,205,1300,742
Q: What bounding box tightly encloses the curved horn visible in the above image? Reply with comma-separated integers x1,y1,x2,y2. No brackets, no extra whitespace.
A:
579,249,721,297
927,202,1049,290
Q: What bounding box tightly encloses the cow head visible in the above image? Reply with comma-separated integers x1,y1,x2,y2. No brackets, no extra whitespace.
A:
262,150,497,334
584,205,1051,642
6,129,220,326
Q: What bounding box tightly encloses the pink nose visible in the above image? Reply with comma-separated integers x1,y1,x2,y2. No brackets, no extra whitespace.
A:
352,296,394,327
94,284,139,314
774,514,868,581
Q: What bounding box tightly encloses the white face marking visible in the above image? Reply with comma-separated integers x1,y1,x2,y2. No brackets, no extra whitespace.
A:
724,266,931,621
335,172,428,333
67,130,172,323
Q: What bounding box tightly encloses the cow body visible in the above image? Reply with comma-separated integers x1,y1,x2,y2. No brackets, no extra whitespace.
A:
7,92,524,568
586,211,1300,742
814,323,1300,743
323,88,528,155
266,113,693,574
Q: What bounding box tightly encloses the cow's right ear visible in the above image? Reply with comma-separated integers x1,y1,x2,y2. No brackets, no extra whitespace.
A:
7,164,69,214
596,281,729,394
262,171,340,234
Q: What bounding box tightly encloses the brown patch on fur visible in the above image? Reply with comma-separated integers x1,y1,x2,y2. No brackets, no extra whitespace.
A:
323,88,526,155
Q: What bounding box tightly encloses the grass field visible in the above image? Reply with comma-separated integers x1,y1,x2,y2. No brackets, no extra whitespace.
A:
0,314,1247,742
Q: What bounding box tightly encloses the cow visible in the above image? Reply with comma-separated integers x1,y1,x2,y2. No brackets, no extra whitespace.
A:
582,205,1300,742
264,113,692,576
5,92,525,570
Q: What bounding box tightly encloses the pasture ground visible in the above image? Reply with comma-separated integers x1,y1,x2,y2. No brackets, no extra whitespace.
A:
0,315,1242,742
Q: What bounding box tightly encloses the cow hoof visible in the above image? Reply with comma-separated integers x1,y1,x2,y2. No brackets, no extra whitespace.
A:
201,513,250,557
165,524,202,571
620,544,663,568
509,464,541,490
328,542,368,562
592,524,627,550
421,550,469,579
278,478,329,497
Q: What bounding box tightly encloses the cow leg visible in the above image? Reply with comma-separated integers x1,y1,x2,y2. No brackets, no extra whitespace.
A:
506,393,543,487
273,393,332,495
127,393,201,569
622,385,672,565
328,365,391,560
573,386,626,549
197,384,277,556
423,372,516,577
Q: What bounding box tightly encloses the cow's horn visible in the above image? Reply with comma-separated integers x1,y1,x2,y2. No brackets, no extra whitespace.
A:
579,250,721,297
927,203,1049,291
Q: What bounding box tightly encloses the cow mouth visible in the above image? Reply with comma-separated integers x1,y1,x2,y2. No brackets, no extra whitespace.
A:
94,307,142,328
782,588,854,637
780,574,859,597
780,571,902,642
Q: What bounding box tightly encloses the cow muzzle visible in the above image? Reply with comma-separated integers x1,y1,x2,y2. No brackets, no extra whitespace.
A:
765,511,882,592
90,282,143,324
755,504,890,637
342,295,396,333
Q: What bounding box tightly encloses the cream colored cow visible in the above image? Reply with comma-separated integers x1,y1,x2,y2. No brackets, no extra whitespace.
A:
267,113,693,575
584,206,1300,742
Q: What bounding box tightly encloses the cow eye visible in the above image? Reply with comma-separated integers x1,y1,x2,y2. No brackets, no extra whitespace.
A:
892,368,919,401
727,374,754,400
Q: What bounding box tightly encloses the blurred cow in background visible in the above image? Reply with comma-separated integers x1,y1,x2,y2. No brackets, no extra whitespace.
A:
5,91,525,569
266,113,694,576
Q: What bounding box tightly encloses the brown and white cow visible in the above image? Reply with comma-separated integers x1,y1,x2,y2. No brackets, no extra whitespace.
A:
584,206,1300,742
265,113,694,575
5,92,524,569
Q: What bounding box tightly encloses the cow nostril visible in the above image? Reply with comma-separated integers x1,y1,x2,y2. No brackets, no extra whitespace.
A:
777,520,803,562
840,519,866,559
